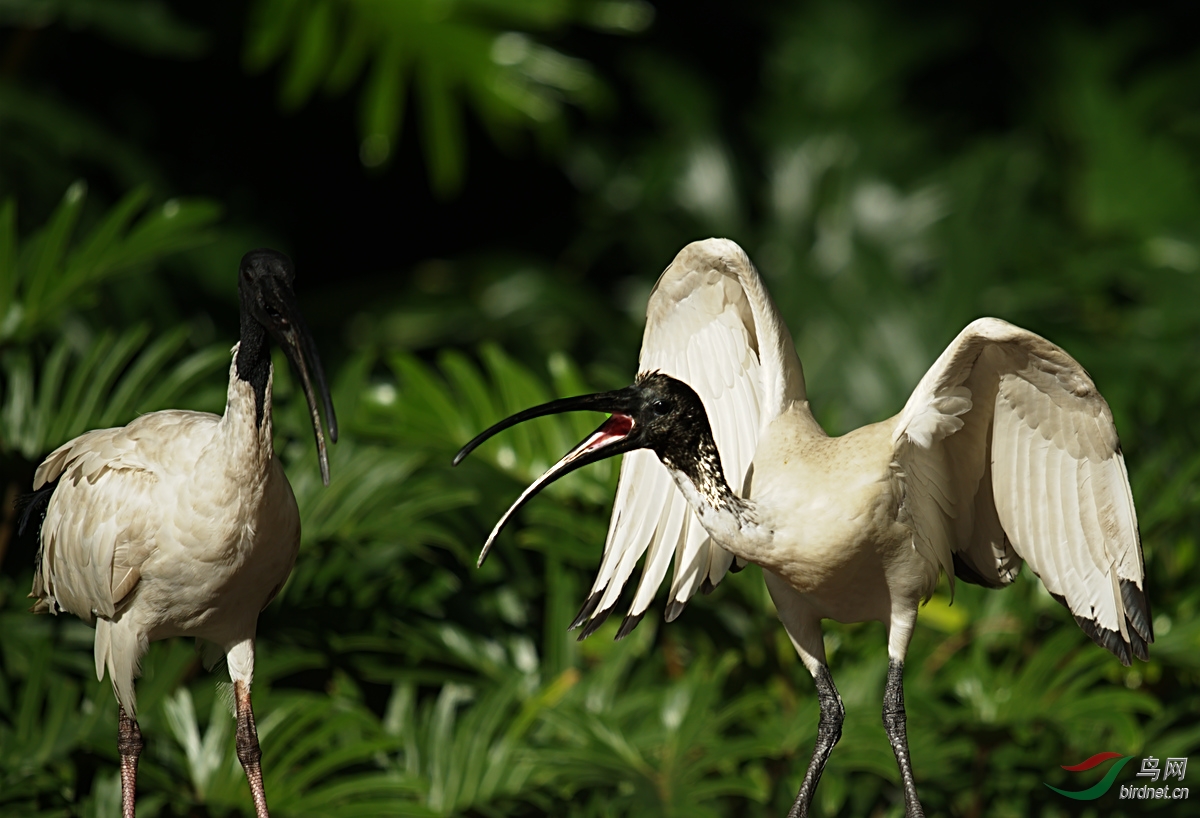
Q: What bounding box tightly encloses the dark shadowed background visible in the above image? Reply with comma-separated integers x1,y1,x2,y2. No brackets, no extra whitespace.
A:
3,2,1200,816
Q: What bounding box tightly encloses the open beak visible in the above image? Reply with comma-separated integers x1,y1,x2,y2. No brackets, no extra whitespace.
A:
453,388,643,566
272,304,339,485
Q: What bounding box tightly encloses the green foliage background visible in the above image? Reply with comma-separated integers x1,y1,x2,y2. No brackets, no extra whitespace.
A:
2,2,1199,817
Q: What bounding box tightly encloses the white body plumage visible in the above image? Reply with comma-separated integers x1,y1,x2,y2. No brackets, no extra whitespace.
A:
31,349,299,714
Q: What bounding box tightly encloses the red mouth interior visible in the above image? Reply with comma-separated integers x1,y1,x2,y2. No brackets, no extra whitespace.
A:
577,413,633,454
602,414,633,436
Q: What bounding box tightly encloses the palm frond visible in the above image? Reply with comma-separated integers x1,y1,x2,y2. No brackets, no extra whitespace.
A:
0,183,220,344
242,0,649,193
1,325,228,459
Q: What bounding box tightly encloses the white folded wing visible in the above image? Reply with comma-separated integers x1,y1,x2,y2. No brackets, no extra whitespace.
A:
893,317,1151,664
573,238,807,638
30,411,217,626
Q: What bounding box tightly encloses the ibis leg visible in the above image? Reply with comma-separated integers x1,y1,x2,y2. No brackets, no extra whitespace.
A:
117,705,143,818
234,681,270,818
763,572,844,818
786,663,844,818
883,659,924,818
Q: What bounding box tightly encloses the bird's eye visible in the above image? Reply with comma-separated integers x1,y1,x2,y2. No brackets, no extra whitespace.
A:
651,399,671,416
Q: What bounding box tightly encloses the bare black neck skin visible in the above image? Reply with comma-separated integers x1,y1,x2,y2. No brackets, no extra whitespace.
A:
235,307,271,429
649,393,765,549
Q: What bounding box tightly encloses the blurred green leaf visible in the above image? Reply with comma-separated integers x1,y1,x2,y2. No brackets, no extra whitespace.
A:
0,184,221,344
5,2,1200,817
0,0,206,57
1,325,227,459
243,0,641,194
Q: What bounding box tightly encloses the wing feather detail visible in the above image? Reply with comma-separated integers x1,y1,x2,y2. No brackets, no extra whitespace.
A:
577,239,805,636
32,432,158,623
894,318,1149,664
29,411,218,625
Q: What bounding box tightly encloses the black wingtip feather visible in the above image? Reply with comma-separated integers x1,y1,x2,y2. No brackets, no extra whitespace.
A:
569,590,604,631
1073,612,1132,666
664,598,688,623
1049,590,1141,666
1126,619,1150,662
615,610,646,640
576,605,614,641
1120,579,1154,643
700,577,715,595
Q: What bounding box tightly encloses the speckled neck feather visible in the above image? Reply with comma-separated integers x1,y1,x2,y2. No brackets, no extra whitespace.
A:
655,391,755,527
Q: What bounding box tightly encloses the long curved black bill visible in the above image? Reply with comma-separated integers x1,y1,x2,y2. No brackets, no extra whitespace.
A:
453,389,638,467
453,388,643,566
298,314,338,443
277,313,337,485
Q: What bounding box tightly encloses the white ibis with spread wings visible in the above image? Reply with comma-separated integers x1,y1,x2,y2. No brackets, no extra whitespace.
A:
455,238,1150,818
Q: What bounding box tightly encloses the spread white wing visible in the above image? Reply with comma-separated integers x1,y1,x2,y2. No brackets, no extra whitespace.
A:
893,317,1151,664
574,238,807,638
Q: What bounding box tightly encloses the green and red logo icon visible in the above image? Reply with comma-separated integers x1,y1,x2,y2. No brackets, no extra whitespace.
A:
1045,752,1136,800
